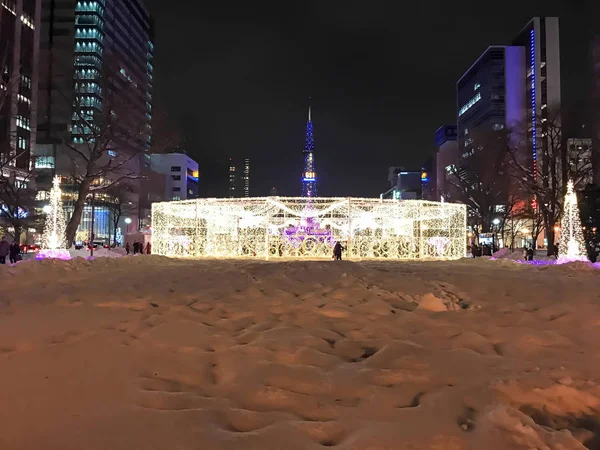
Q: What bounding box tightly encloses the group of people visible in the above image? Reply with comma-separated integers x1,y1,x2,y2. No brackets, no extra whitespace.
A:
0,236,21,264
125,241,151,255
470,243,497,257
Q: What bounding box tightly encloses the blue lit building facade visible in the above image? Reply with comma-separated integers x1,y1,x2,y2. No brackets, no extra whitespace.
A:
512,17,561,180
301,106,317,197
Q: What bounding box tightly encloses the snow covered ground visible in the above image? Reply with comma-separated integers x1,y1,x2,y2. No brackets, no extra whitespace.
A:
0,257,599,449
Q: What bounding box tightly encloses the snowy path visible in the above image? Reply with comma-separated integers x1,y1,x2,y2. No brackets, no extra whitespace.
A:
0,257,599,449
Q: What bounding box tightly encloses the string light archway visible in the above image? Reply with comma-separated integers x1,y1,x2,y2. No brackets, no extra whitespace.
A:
151,197,467,260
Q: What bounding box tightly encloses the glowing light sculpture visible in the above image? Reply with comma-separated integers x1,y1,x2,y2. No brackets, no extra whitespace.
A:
37,176,70,260
152,197,467,260
557,180,588,264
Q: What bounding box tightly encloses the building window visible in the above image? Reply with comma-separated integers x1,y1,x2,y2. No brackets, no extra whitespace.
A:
17,136,27,150
172,195,180,201
458,92,481,116
492,124,505,131
173,187,181,192
172,175,181,180
16,115,30,130
171,166,181,172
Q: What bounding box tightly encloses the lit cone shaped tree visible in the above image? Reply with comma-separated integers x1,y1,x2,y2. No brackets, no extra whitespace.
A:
557,180,588,263
38,177,70,259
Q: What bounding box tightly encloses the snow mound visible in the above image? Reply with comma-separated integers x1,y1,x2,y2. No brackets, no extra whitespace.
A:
2,257,600,449
417,293,448,312
69,247,127,259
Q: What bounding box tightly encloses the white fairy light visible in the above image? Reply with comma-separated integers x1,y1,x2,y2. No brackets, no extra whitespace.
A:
151,197,467,260
557,180,587,264
38,176,70,260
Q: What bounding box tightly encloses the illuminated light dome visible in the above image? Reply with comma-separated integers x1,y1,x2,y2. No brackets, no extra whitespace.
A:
151,197,467,260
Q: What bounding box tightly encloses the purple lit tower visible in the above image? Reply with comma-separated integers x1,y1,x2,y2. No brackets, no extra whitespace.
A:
301,103,317,197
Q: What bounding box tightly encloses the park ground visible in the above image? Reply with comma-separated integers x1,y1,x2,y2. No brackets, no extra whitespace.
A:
0,256,599,449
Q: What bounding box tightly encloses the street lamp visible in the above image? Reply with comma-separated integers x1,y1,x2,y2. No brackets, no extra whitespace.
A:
124,218,132,224
492,218,500,251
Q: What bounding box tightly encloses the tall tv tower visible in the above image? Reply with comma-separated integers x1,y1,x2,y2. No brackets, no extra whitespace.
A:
301,101,317,197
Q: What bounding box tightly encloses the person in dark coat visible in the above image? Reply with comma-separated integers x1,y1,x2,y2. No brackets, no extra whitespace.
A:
125,242,130,255
145,242,151,255
9,241,20,264
333,242,344,261
526,247,534,261
133,241,139,254
0,236,9,264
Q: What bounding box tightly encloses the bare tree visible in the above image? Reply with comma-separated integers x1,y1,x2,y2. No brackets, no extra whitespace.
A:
59,55,154,246
104,182,137,245
503,198,544,250
447,130,513,236
0,166,41,242
508,108,592,254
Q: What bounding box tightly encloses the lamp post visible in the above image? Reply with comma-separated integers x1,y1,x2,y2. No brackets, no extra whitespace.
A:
90,191,96,257
492,218,500,251
124,217,132,234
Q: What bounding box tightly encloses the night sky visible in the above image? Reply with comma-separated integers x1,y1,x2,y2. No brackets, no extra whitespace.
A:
144,0,598,198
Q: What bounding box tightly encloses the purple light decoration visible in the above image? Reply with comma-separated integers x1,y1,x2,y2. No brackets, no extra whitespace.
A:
427,236,451,257
530,29,537,179
36,249,71,260
282,212,334,248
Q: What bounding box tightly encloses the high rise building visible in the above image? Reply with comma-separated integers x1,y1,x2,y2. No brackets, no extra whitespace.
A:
0,0,42,169
380,167,422,200
34,0,154,243
228,157,250,197
242,158,250,197
434,125,458,200
301,105,316,197
150,153,199,201
36,0,154,174
457,46,526,153
512,17,561,179
592,36,600,184
228,158,236,197
567,137,593,186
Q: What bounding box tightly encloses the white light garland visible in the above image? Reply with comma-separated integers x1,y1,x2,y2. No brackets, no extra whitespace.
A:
151,197,467,260
38,176,70,260
557,180,588,264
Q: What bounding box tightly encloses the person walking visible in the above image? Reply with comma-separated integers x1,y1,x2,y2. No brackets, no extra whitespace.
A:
0,236,9,264
125,242,130,255
9,241,20,264
145,242,151,255
333,241,344,261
